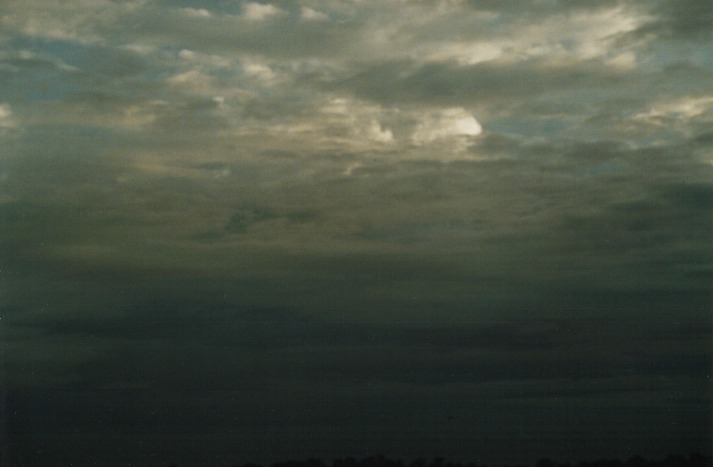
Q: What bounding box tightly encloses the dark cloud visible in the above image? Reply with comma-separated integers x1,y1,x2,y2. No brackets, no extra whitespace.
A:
1,1,711,465
224,205,310,234
633,0,713,39
330,58,630,113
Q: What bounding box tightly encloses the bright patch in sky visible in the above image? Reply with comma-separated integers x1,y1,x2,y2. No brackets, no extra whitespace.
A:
0,103,15,129
242,2,284,21
412,108,483,145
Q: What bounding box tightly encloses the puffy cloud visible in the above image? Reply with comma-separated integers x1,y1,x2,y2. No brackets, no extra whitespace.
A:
0,103,15,128
365,119,394,144
270,96,398,148
300,6,328,22
412,107,482,145
242,2,285,21
242,60,279,83
638,95,713,120
167,68,216,90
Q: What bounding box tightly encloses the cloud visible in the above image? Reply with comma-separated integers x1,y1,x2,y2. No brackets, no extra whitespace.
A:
411,107,482,145
409,4,643,65
0,0,142,43
242,60,279,83
2,0,712,463
631,0,713,40
634,95,713,122
0,103,15,128
181,7,212,18
242,2,285,21
167,68,216,91
332,57,630,118
300,6,328,22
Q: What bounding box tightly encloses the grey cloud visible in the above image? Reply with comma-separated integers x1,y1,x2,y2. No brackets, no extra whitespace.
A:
2,0,711,463
226,206,285,233
1,43,147,93
74,44,148,81
0,52,82,103
151,97,231,134
694,131,713,145
62,90,142,114
109,4,359,60
8,272,709,390
553,179,712,260
462,0,625,12
189,204,319,241
632,0,713,40
330,58,629,113
0,51,70,73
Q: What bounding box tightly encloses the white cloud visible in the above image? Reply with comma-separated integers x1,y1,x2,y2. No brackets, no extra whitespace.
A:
181,7,212,18
243,61,278,82
635,96,713,121
0,104,16,129
178,49,196,60
212,96,225,108
242,2,284,21
300,6,328,22
167,69,217,94
121,43,156,56
419,41,504,65
365,120,394,143
605,51,637,70
320,98,351,116
412,108,482,145
276,97,398,148
321,98,396,145
412,6,644,67
175,49,231,69
517,7,643,62
118,103,161,129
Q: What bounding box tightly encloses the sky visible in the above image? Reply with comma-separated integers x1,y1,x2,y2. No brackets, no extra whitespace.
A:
0,0,712,465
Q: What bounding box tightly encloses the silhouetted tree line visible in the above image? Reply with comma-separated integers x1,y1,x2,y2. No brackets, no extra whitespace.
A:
165,454,713,467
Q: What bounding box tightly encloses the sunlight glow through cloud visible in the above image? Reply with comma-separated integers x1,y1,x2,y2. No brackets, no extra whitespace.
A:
412,108,483,145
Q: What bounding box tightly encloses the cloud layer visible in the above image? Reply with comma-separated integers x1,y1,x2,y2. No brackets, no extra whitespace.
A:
1,0,711,465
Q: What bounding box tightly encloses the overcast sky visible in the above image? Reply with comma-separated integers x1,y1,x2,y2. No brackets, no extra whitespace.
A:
1,0,712,465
